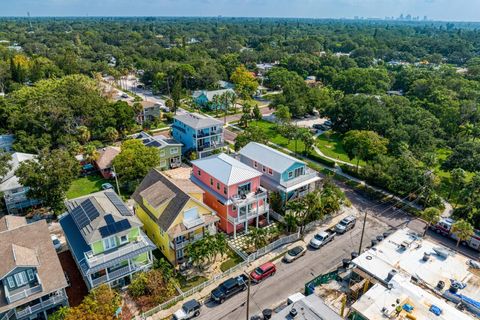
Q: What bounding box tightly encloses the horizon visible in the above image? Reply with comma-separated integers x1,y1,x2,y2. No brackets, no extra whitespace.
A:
1,0,480,22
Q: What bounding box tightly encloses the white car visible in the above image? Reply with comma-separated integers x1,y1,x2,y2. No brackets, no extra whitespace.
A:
283,246,306,263
309,229,335,249
51,235,62,251
335,215,356,234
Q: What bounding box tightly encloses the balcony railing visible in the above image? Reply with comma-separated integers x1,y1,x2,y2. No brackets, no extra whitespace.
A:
196,141,226,152
183,216,205,229
231,187,268,206
228,204,269,224
280,169,319,188
170,239,190,250
84,232,151,269
15,291,67,319
91,262,151,287
6,284,43,304
0,309,15,320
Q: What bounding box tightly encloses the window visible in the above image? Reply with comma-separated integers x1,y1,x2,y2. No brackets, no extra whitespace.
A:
170,147,178,155
238,182,251,196
223,186,227,195
103,236,117,251
197,169,201,176
7,276,15,289
288,171,293,179
216,182,220,190
27,269,35,281
268,168,273,175
119,235,128,244
253,161,258,168
210,178,213,186
160,150,166,157
160,160,167,167
232,205,237,211
14,272,28,287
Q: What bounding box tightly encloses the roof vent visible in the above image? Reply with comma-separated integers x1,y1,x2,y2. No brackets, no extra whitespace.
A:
423,252,431,262
289,308,298,318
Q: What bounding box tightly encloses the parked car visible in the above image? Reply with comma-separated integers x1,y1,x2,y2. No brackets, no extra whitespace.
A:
335,215,356,234
283,246,306,263
211,275,248,304
172,299,201,320
51,234,61,251
312,124,324,130
324,120,332,127
250,262,276,283
101,183,114,190
309,228,336,249
121,93,129,99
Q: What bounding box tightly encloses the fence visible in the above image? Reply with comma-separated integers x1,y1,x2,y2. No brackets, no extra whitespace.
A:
304,270,340,295
138,231,301,319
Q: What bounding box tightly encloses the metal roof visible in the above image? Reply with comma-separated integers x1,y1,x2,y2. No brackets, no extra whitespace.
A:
0,152,36,192
239,142,305,173
192,153,262,186
131,131,182,149
174,112,222,129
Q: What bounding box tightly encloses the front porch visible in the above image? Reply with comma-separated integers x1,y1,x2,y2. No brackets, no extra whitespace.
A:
227,203,270,239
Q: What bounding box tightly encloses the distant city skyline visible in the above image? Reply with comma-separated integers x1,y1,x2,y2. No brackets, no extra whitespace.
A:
1,0,480,22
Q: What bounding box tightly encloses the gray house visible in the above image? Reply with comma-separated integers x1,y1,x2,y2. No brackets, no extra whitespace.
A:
0,216,69,320
0,153,40,214
238,142,320,204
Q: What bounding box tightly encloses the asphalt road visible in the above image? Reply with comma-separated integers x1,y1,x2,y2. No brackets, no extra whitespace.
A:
196,215,390,320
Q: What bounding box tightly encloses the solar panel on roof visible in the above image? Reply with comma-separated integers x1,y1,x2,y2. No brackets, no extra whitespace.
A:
81,199,100,221
116,219,131,233
105,191,132,216
99,218,131,237
104,214,115,225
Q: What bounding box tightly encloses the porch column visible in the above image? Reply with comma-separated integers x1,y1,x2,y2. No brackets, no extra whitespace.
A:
267,202,270,224
128,258,132,271
245,219,248,234
234,222,236,239
256,200,259,228
88,275,94,289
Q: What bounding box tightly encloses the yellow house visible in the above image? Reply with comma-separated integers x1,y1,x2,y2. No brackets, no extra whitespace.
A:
132,168,219,266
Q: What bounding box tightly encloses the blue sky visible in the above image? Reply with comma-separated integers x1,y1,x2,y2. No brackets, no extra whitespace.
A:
1,0,480,21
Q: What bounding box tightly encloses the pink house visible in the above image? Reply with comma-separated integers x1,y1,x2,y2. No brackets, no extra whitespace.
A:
191,154,269,238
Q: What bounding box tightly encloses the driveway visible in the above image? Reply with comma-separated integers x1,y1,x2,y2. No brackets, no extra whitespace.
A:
195,215,390,320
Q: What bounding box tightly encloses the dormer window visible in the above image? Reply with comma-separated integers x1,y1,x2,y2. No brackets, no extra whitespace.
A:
14,272,28,287
6,276,15,289
103,236,117,251
27,269,35,281
119,235,128,244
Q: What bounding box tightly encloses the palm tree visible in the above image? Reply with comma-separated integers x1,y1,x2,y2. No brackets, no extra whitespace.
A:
213,233,228,260
451,219,474,247
283,214,298,233
300,130,315,155
221,90,237,124
420,207,441,236
245,228,270,251
77,126,91,144
83,143,99,163
211,94,222,117
104,127,119,143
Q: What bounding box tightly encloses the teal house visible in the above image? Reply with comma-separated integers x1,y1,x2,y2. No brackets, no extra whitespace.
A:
192,88,235,110
238,142,321,204
60,191,155,290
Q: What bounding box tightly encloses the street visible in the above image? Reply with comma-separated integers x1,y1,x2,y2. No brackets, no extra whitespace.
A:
196,215,390,320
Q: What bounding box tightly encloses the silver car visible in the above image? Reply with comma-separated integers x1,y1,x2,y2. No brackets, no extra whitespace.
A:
283,246,306,263
335,215,356,234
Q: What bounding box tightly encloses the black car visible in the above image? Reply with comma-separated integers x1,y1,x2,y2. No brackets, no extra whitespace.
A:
210,275,248,304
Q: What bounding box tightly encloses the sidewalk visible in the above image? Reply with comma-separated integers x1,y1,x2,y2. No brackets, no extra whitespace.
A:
146,210,355,320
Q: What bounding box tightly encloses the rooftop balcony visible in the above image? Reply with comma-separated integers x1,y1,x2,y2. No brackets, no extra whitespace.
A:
4,273,42,304
15,290,67,319
231,187,268,207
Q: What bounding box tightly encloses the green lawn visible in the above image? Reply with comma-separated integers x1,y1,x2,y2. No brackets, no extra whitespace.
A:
178,275,208,291
220,250,243,272
316,131,365,166
249,120,362,166
67,174,109,199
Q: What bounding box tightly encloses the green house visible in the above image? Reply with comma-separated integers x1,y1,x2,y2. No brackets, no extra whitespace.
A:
131,131,182,170
60,191,155,290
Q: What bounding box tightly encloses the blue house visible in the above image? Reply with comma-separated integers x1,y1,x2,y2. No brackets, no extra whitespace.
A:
192,88,235,110
172,112,225,159
238,142,321,204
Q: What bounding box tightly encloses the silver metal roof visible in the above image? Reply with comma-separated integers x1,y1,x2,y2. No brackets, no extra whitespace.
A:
174,112,222,129
192,153,261,186
239,142,305,173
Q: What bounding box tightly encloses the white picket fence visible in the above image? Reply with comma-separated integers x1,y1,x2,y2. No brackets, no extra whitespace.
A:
137,231,301,319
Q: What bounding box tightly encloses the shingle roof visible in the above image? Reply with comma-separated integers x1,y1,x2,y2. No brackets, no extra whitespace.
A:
133,168,191,231
0,152,36,192
239,142,305,173
0,215,27,232
174,112,222,129
95,146,120,170
0,219,67,312
64,191,142,244
191,153,262,186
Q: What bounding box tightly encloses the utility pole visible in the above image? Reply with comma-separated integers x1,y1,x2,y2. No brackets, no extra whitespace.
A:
358,209,368,254
245,272,251,320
